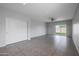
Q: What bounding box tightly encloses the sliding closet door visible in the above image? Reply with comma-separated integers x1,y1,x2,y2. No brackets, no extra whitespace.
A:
5,17,28,45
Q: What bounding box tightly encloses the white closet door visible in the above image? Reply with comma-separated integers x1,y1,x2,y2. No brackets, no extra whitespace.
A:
6,17,28,45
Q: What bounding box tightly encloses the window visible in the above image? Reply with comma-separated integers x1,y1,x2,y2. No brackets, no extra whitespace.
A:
56,24,66,36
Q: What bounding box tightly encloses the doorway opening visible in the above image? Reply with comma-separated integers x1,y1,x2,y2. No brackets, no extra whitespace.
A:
56,24,66,36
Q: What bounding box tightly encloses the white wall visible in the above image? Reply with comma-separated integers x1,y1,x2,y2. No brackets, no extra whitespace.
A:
31,20,46,38
46,22,55,35
0,7,46,46
72,5,79,53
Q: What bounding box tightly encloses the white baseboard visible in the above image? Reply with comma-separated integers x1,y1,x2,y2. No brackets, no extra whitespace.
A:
73,39,79,54
31,34,46,38
0,44,6,48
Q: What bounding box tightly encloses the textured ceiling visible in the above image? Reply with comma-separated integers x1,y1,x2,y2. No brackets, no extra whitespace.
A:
0,3,78,22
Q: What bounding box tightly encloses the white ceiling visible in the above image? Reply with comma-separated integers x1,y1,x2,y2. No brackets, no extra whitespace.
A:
0,3,78,22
